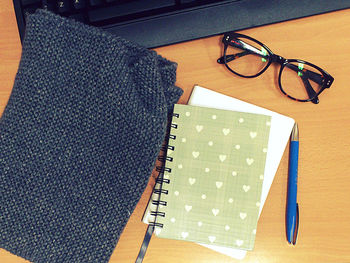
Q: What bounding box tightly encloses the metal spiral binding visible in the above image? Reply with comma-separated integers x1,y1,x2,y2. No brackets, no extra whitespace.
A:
156,177,170,184
158,156,173,162
153,189,169,195
152,200,167,206
155,166,171,173
149,111,179,228
150,211,165,217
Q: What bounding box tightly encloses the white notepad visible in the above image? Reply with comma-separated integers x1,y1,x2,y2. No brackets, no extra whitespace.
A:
188,85,294,259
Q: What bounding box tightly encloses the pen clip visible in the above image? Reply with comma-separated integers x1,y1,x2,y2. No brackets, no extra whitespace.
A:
292,203,299,245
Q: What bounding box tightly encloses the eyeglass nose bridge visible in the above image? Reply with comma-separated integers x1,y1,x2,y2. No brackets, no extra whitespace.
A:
270,54,287,65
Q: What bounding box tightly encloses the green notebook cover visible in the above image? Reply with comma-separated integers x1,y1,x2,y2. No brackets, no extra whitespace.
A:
154,104,271,250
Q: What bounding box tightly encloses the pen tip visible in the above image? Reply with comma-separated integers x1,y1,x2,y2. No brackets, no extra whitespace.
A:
291,123,299,141
287,239,296,246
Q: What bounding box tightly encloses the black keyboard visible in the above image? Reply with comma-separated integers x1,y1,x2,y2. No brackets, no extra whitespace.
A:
13,0,350,48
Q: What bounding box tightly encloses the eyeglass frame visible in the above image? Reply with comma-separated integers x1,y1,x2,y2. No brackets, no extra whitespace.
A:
217,32,334,104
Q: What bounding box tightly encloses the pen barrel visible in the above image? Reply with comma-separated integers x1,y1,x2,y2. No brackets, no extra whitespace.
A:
286,140,299,243
287,141,299,202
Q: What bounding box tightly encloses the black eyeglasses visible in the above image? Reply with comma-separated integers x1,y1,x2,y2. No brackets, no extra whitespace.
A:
217,32,334,104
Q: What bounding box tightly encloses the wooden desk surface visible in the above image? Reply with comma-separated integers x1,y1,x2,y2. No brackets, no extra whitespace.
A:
1,2,350,262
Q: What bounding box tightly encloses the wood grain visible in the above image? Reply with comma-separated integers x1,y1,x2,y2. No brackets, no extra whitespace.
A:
1,2,350,262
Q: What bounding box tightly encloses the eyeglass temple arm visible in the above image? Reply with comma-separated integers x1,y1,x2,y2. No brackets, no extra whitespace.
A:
285,64,324,85
217,51,252,64
218,40,268,64
300,75,319,104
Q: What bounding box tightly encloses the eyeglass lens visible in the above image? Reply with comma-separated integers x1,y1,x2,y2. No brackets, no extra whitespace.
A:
280,62,324,101
224,36,270,77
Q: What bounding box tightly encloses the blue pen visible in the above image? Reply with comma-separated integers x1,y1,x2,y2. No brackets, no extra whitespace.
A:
286,123,300,245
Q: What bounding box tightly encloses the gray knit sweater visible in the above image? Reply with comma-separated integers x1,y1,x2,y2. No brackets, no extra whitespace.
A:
0,10,183,263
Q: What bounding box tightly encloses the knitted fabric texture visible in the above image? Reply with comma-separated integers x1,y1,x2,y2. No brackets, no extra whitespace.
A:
0,10,183,263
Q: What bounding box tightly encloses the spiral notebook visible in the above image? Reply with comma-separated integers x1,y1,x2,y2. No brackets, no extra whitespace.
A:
148,103,271,250
142,86,295,258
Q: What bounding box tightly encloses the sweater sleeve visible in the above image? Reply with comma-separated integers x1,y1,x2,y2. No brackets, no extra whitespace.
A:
0,9,182,263
128,50,183,113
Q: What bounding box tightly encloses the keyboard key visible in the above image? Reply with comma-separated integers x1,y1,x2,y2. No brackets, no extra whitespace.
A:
21,0,40,6
89,0,104,6
73,0,86,9
88,0,176,23
42,0,56,11
57,0,71,13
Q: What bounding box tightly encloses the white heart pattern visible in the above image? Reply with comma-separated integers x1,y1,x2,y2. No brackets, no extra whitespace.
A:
240,212,247,220
198,221,203,227
174,191,179,196
192,151,200,158
185,205,192,212
188,178,196,185
212,208,220,216
215,181,223,189
236,239,244,247
208,236,216,243
243,185,250,192
196,125,203,132
249,131,257,138
181,232,189,239
246,158,254,165
222,128,230,135
219,155,227,162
